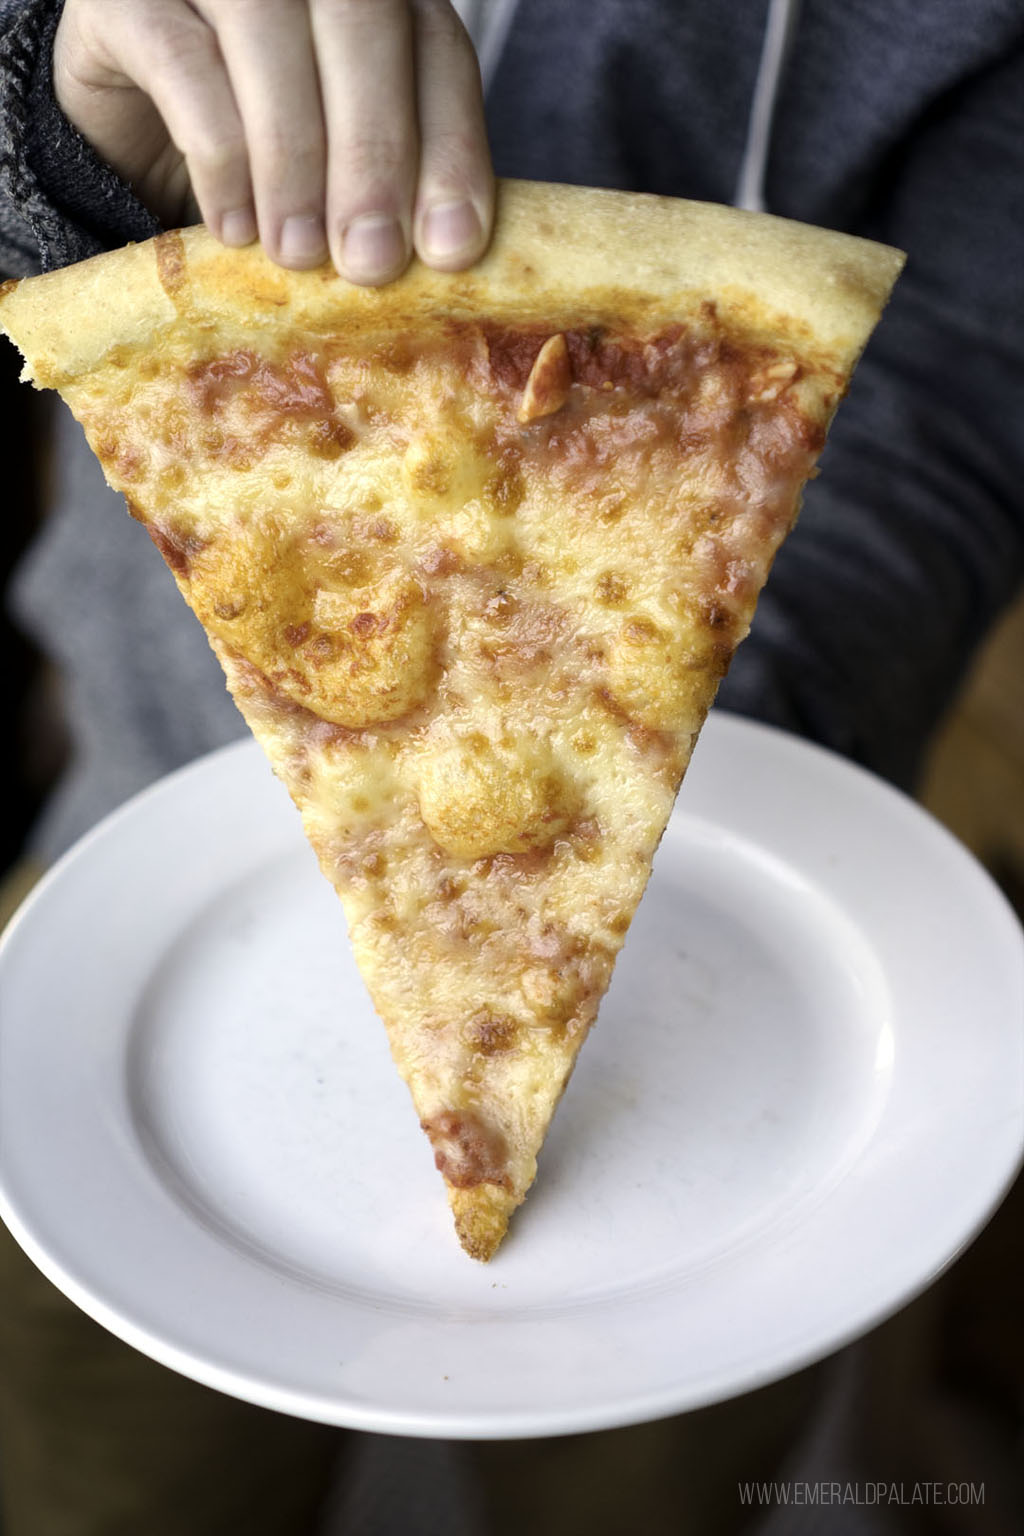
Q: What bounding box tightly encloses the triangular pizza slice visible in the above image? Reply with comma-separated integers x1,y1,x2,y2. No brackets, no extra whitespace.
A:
0,181,902,1259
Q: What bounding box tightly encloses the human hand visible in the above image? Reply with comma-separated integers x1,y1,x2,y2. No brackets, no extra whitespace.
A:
53,0,494,284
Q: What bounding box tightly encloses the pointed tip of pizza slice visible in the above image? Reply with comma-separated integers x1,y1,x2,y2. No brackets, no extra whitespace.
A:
448,1185,522,1263
0,182,903,1260
417,1093,548,1261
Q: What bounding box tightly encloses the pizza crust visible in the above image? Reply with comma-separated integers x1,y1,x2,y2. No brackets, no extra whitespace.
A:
0,179,903,390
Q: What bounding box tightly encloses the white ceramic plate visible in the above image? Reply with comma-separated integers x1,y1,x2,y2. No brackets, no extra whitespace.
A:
1,714,1022,1439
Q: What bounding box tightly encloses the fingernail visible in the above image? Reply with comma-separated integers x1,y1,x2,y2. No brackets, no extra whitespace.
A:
279,214,328,267
340,214,407,284
421,199,482,262
221,207,258,247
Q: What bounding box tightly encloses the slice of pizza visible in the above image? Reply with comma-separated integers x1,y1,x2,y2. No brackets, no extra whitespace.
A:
0,181,902,1260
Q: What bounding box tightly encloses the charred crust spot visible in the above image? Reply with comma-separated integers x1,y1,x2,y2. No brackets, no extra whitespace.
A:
283,621,310,646
155,230,187,297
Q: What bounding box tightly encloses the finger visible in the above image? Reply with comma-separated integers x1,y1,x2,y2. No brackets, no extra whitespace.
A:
198,0,329,268
93,0,257,244
411,0,494,270
311,0,419,285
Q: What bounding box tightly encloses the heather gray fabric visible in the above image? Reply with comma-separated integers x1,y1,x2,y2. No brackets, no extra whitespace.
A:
11,400,246,857
0,0,160,273
1,0,1022,852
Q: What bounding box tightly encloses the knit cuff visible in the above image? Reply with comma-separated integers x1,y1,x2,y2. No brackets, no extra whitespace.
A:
0,0,160,273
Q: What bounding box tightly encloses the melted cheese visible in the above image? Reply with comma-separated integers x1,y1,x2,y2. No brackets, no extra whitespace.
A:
67,316,821,1260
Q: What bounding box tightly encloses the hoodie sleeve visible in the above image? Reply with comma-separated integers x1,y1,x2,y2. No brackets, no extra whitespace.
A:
0,0,159,276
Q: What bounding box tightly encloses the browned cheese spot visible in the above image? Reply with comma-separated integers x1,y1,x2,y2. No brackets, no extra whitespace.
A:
464,1010,520,1056
415,734,581,859
185,346,354,466
519,924,615,1036
188,521,438,727
603,614,713,734
595,570,630,607
421,1109,512,1190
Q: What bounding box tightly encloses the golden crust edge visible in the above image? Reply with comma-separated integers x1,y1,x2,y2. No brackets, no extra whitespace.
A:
0,179,904,389
448,1183,524,1263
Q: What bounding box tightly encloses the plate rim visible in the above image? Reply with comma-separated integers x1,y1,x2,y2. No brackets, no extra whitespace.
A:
1,712,1022,1438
